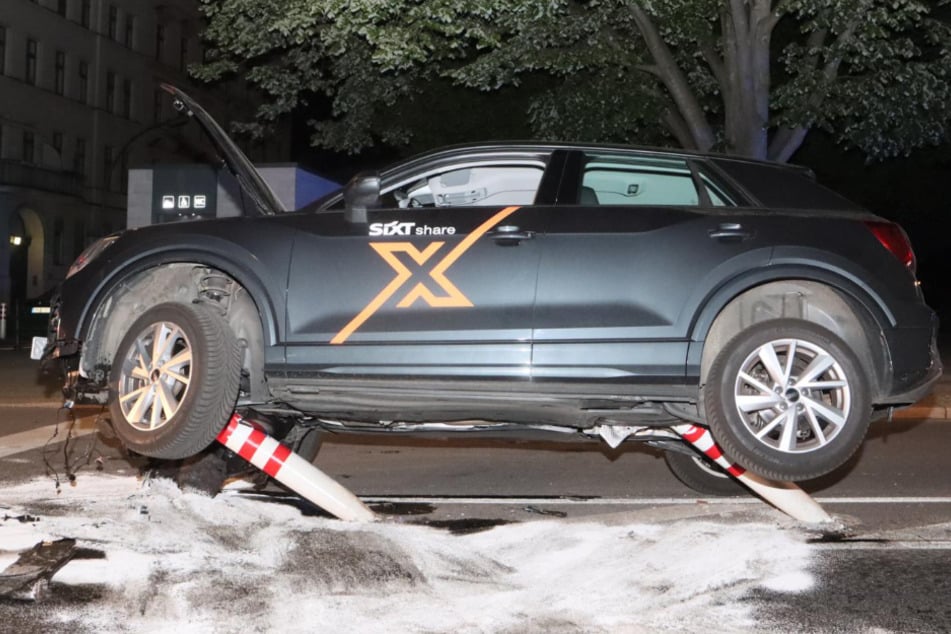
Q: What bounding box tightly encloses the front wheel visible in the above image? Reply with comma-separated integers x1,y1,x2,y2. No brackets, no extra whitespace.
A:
703,319,871,482
109,302,242,460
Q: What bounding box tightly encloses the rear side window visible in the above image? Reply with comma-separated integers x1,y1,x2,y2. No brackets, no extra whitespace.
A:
580,153,729,206
713,159,862,211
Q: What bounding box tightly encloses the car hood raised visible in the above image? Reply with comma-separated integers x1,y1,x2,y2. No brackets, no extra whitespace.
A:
160,84,285,216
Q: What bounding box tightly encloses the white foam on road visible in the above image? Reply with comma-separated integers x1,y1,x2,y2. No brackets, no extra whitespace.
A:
356,494,951,505
1,473,816,633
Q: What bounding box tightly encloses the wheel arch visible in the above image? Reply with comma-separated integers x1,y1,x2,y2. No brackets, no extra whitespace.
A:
77,249,278,399
691,271,890,401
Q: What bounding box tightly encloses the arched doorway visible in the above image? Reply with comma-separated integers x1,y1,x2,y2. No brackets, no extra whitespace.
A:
8,212,28,307
14,207,46,300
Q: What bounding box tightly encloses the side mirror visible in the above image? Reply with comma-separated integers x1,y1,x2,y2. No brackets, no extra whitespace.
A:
343,171,381,224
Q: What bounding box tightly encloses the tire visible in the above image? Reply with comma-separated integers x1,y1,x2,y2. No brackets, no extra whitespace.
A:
664,449,745,497
703,319,871,482
108,302,242,460
294,428,325,464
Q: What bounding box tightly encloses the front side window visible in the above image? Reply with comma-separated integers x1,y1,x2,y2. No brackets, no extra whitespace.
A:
580,153,703,207
381,164,545,209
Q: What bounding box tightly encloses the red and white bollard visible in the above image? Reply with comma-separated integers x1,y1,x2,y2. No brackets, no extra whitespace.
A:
217,413,376,522
672,423,833,524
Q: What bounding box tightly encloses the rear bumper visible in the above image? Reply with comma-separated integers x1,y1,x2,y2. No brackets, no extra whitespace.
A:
878,317,942,406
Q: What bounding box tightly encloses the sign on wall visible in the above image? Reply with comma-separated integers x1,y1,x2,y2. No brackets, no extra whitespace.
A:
150,164,218,224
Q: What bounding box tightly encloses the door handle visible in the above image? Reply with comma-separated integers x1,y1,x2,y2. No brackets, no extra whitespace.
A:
708,223,751,241
488,225,535,244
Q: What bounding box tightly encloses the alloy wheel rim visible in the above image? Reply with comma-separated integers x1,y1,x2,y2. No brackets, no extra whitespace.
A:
733,337,851,454
117,320,193,431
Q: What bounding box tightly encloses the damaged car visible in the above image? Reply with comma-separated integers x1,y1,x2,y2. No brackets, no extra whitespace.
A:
38,85,940,489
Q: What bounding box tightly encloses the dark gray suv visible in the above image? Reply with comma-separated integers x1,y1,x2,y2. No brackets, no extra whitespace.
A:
41,86,941,485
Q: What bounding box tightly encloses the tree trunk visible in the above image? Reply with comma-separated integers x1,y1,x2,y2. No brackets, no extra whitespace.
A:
719,0,773,159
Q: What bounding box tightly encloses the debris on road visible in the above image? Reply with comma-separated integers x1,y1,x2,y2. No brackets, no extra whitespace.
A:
0,538,76,601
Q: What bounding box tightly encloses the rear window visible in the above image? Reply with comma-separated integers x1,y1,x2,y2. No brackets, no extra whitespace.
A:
713,159,862,211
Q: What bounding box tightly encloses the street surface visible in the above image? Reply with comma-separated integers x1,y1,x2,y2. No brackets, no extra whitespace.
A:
1,349,949,631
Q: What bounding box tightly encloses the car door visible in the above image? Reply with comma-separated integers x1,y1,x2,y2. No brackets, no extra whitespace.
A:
284,150,562,380
531,150,771,383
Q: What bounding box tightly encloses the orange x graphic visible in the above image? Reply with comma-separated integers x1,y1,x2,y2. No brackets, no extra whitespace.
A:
331,206,520,344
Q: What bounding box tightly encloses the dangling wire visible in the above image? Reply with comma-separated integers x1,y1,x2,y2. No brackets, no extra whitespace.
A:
42,403,106,494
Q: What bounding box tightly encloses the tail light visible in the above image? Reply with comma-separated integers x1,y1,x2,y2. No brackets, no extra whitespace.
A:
865,221,916,274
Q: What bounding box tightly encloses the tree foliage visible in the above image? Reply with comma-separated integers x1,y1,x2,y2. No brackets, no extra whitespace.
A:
195,0,951,161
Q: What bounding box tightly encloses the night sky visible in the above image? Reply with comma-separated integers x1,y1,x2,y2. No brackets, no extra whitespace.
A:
798,134,951,330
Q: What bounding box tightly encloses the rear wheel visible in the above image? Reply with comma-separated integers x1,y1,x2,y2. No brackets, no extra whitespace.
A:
704,319,871,481
664,449,745,496
109,302,241,460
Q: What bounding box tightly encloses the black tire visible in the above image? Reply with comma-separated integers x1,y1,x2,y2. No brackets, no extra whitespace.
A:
704,319,871,482
664,449,745,497
109,302,242,460
294,428,325,464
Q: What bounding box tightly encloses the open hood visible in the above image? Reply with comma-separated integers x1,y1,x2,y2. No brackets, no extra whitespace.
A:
160,84,285,216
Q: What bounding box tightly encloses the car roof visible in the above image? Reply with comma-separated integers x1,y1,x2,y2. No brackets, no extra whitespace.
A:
374,141,813,176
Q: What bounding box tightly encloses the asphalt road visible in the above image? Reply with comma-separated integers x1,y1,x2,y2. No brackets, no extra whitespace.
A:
2,402,950,632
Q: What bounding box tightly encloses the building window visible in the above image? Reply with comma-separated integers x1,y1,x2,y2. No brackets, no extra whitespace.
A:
74,137,86,176
179,32,188,72
57,0,68,17
53,218,65,265
155,24,165,61
52,131,63,156
81,0,91,28
124,14,135,48
0,26,6,76
73,218,86,258
153,88,163,124
23,131,35,163
55,51,66,95
78,60,88,103
106,71,116,112
108,5,118,40
25,39,37,85
103,145,114,190
119,151,128,193
121,78,132,119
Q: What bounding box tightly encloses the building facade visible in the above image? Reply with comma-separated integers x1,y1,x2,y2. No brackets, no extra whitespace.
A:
0,0,286,320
